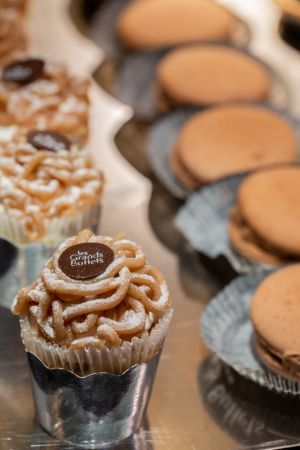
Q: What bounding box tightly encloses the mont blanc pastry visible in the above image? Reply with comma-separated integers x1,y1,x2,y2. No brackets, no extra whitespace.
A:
12,229,172,374
0,145,104,242
0,56,90,144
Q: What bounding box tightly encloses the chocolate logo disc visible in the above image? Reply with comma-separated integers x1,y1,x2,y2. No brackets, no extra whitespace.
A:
58,243,114,280
27,130,71,152
2,58,45,85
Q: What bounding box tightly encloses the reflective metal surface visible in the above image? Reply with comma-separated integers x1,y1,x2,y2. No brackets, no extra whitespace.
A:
1,1,300,449
28,352,160,448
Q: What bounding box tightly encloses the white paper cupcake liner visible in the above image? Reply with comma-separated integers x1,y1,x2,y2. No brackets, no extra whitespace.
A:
148,106,300,200
0,203,101,247
201,270,300,395
175,170,300,275
114,44,290,121
90,0,251,58
19,308,173,376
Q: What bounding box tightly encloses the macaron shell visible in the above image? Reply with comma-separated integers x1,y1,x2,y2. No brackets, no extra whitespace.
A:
238,167,300,256
228,206,286,265
177,105,297,182
251,264,300,356
170,146,201,190
117,0,234,50
156,46,271,106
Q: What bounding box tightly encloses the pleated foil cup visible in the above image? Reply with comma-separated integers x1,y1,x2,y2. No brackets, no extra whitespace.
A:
27,352,160,448
148,106,300,200
201,270,300,395
175,174,283,275
0,203,101,247
114,45,289,121
21,309,173,447
91,0,250,59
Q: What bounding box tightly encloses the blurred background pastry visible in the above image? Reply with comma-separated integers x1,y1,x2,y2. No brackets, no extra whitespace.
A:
117,0,235,51
156,45,271,111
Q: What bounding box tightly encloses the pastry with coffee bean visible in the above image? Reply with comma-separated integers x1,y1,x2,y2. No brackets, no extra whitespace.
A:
0,126,82,163
0,56,90,144
170,104,298,190
117,0,235,51
156,45,270,111
0,146,104,243
0,0,28,14
251,264,300,380
0,8,26,63
12,229,172,375
229,166,300,264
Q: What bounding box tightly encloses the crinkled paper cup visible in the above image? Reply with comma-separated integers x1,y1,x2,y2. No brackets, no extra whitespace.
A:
175,174,277,275
0,203,101,247
148,106,300,200
201,270,300,395
21,310,173,447
114,45,289,121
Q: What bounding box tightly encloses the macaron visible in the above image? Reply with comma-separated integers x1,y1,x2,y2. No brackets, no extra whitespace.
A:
116,0,234,51
171,104,297,189
251,264,300,380
156,45,271,110
229,166,300,264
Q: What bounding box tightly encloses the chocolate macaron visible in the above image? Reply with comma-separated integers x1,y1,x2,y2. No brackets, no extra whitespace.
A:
229,166,300,264
117,0,234,51
171,105,297,190
156,45,271,110
251,265,300,380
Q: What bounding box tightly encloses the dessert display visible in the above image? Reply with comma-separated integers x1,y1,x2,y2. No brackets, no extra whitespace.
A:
3,0,300,447
251,265,300,380
229,166,300,264
171,105,298,190
0,142,104,242
0,8,27,63
117,0,235,51
156,45,271,110
12,228,172,372
0,56,90,144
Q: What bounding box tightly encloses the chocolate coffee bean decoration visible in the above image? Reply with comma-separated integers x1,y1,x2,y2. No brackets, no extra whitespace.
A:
27,130,71,152
2,58,45,85
58,243,115,280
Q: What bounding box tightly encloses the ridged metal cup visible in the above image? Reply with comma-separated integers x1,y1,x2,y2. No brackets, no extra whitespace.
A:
27,351,161,448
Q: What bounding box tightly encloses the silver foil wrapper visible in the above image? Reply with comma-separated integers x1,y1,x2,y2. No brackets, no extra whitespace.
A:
148,107,300,200
175,174,268,275
200,269,300,395
114,45,289,121
27,350,161,448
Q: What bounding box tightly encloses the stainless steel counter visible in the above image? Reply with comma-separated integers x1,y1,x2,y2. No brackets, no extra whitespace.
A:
1,1,300,449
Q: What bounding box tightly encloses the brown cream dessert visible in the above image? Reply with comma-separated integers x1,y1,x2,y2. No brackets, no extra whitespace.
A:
0,142,104,241
117,0,235,51
0,9,26,63
170,105,297,190
229,166,300,264
156,45,270,110
251,265,300,380
12,229,171,367
0,56,90,144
